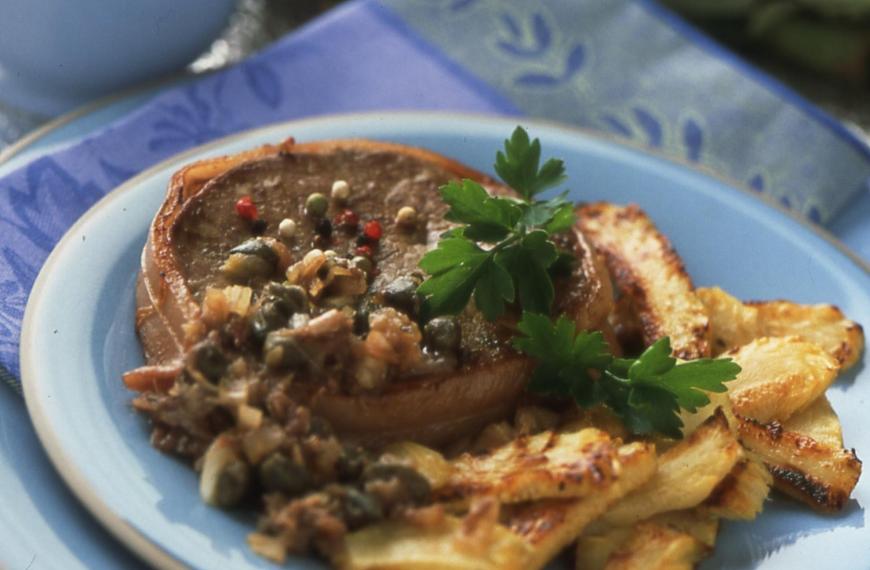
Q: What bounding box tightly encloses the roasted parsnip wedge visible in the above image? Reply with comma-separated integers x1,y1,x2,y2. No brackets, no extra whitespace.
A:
726,337,840,422
340,503,531,570
576,509,718,570
577,203,710,359
781,396,843,449
504,442,657,570
698,286,864,369
601,410,742,526
701,457,772,520
436,428,625,507
736,414,862,512
598,522,708,570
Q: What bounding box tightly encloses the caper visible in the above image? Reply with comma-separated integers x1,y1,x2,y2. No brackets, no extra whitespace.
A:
305,192,329,217
351,256,373,275
341,488,383,529
263,332,309,370
308,416,335,437
264,282,309,314
214,459,250,507
423,317,461,353
336,443,370,481
250,300,288,344
258,452,313,497
353,297,379,335
229,238,279,265
221,253,273,282
382,276,420,316
192,341,227,383
362,463,431,506
315,218,333,239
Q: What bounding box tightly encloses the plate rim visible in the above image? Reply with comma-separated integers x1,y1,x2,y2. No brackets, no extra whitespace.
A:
20,110,870,569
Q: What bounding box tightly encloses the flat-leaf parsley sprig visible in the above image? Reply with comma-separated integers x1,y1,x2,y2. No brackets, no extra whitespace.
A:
417,127,575,320
513,312,741,438
416,126,740,438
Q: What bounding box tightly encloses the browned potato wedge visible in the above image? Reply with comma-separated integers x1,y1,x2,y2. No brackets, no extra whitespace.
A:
781,396,843,449
736,414,862,512
698,286,864,369
577,203,710,359
702,457,772,520
504,442,657,570
436,429,625,507
601,410,742,526
599,522,708,570
726,337,840,422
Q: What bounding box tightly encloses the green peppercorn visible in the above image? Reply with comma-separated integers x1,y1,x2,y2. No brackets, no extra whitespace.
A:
305,192,329,217
192,341,227,383
258,452,313,497
423,317,461,353
263,332,309,370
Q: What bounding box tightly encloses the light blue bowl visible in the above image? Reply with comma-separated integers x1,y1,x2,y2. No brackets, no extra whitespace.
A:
0,0,236,115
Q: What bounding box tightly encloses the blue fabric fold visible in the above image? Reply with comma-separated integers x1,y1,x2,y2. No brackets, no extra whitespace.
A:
1,0,868,393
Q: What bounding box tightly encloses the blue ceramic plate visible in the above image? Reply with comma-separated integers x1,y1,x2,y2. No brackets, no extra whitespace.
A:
22,113,870,569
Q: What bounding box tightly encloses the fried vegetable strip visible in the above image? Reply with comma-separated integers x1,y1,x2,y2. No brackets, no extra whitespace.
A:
698,286,864,369
726,337,840,422
577,203,710,359
602,410,742,526
736,414,862,512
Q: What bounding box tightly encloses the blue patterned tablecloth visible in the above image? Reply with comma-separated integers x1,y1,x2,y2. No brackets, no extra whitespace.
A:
1,0,868,392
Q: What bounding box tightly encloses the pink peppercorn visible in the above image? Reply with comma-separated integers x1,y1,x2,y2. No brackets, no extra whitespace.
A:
235,196,258,220
363,220,383,241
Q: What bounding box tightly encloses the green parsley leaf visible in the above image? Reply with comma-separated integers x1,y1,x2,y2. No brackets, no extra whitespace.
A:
417,238,488,317
418,127,574,321
495,127,566,200
513,312,741,439
495,231,559,314
418,237,485,274
473,258,515,321
441,180,522,242
514,312,611,404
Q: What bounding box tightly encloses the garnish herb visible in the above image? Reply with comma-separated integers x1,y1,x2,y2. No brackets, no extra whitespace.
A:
417,127,575,320
417,127,740,438
513,312,740,438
